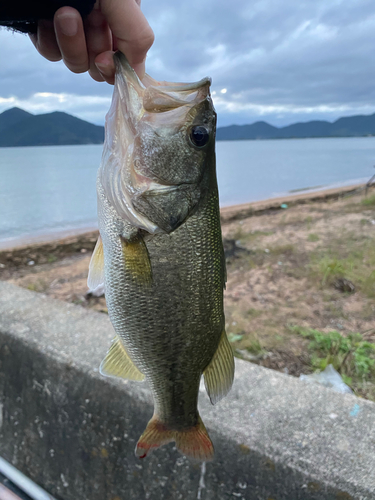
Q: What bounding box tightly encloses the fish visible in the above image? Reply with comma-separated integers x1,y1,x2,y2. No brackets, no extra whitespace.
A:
88,51,234,461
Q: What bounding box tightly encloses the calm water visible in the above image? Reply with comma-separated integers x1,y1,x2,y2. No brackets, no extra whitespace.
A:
0,137,374,245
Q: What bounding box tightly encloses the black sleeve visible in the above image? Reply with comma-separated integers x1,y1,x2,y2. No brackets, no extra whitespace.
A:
0,0,96,33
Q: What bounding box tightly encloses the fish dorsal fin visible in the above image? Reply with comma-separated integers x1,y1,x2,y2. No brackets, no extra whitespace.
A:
204,330,235,405
87,235,105,292
100,336,145,381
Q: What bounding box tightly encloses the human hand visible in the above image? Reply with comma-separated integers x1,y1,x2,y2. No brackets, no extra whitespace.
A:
29,0,154,84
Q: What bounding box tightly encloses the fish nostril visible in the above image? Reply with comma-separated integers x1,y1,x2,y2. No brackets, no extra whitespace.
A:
169,215,181,230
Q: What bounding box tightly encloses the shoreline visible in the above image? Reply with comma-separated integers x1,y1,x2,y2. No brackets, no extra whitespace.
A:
0,181,370,254
220,181,368,222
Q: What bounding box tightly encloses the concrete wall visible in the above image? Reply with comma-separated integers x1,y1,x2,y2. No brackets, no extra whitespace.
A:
0,281,374,500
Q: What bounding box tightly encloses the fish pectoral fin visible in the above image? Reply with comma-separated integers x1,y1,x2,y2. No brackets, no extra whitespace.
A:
121,234,152,286
87,235,105,293
100,336,145,381
203,329,235,405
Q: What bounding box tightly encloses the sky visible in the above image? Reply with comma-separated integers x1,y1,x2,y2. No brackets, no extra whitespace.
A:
1,0,375,128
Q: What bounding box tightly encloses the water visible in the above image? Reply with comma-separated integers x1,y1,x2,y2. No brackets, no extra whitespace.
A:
0,137,374,246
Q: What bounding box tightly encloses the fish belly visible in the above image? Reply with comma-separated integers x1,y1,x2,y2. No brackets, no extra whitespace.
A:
98,181,225,426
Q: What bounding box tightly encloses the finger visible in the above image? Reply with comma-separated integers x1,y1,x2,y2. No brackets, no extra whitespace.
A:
29,20,62,62
54,7,89,74
100,0,154,79
95,51,116,85
85,8,112,82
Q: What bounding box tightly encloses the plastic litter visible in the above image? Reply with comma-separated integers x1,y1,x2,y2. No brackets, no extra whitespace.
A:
299,364,353,394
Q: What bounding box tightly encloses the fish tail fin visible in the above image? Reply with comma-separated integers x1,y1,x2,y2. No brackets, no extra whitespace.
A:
135,416,174,459
174,415,214,462
135,414,214,462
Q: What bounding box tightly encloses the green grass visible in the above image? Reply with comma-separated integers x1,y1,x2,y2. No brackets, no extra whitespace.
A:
308,236,375,297
361,194,375,206
291,326,375,394
268,244,295,256
231,227,273,243
246,308,263,318
307,233,319,242
246,338,264,355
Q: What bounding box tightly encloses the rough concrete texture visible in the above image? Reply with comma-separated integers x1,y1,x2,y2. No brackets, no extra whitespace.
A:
0,281,374,500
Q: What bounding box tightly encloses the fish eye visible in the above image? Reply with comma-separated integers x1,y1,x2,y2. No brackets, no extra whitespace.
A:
189,126,209,148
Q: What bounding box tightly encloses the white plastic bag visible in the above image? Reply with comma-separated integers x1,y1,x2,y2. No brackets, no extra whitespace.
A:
299,364,353,394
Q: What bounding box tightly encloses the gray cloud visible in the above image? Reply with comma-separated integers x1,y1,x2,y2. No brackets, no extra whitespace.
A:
1,0,375,126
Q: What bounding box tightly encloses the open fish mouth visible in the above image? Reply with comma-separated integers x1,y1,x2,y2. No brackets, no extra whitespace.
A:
99,51,216,235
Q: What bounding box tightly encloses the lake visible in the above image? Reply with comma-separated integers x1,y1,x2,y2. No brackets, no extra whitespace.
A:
0,137,374,246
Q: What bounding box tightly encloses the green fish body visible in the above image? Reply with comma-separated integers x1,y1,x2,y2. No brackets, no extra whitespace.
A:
88,52,234,461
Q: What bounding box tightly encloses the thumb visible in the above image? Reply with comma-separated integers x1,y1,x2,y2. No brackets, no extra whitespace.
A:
100,0,154,78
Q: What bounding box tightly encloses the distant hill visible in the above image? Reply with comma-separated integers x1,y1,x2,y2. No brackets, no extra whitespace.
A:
2,107,375,146
0,107,104,147
216,113,375,141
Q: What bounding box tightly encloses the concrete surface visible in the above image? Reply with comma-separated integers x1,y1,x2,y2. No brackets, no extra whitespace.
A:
0,281,374,500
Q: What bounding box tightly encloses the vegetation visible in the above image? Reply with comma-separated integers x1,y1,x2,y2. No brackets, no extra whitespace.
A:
361,194,375,206
291,326,375,397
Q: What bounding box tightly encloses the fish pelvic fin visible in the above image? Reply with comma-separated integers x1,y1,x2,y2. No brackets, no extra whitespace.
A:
87,235,105,293
121,234,152,287
204,329,235,405
100,336,145,381
135,415,214,462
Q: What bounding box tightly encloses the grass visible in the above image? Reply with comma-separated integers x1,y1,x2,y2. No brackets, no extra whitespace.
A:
268,244,295,256
27,280,47,292
231,227,273,243
308,235,375,297
307,233,319,242
361,194,375,206
246,308,263,318
291,326,375,396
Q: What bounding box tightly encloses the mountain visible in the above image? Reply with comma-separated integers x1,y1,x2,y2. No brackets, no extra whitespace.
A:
0,107,33,133
216,113,375,141
2,107,375,146
0,108,104,147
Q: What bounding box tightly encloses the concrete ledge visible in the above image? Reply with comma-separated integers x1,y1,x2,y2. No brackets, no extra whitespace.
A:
0,281,374,500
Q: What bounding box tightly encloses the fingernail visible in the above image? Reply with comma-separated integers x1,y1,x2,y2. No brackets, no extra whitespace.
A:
95,62,108,75
57,14,78,37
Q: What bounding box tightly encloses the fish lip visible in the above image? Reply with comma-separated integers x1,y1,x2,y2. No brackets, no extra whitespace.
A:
150,77,212,93
114,51,211,93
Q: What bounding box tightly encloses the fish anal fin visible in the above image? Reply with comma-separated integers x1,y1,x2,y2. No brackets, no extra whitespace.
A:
135,415,214,462
121,235,152,286
100,336,145,381
204,329,235,405
87,235,105,292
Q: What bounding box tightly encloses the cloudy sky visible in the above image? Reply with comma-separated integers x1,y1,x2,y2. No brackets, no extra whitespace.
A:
1,0,375,127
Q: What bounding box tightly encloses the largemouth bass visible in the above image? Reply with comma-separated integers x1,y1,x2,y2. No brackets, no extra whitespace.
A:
88,52,234,461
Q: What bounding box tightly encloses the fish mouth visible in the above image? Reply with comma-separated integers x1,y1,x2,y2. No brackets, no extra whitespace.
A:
99,52,214,234
114,51,212,116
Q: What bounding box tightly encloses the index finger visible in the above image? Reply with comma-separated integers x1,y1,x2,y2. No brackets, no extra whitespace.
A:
100,0,154,78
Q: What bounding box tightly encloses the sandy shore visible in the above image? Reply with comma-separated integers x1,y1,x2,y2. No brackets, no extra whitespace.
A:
220,182,366,222
0,182,368,253
0,225,98,251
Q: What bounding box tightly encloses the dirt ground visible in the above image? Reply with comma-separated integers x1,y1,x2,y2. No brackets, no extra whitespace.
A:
1,185,375,398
